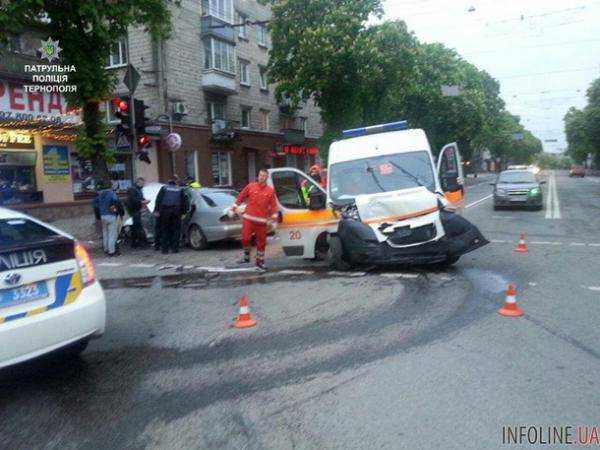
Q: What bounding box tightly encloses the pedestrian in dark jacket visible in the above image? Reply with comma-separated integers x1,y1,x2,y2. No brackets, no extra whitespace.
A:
126,177,149,248
93,180,124,256
154,177,188,254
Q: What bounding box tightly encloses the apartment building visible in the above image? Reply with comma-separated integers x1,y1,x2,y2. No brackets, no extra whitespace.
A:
109,0,324,190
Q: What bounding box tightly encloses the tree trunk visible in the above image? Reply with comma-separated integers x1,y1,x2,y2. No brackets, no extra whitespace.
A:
82,100,109,181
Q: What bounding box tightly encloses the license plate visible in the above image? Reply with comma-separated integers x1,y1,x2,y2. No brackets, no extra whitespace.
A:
0,282,49,308
510,195,527,202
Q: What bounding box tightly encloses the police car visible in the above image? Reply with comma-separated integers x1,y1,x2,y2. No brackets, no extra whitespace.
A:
0,207,106,368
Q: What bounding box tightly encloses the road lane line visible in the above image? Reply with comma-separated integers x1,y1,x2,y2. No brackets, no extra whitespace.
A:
380,273,419,279
569,242,586,246
129,263,156,268
552,171,561,219
466,194,493,209
588,243,600,247
588,287,600,292
490,239,508,243
329,271,366,277
98,262,123,267
545,172,554,219
531,241,561,245
279,269,315,275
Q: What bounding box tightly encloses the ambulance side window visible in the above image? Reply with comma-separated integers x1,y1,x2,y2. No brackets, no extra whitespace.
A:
272,171,308,209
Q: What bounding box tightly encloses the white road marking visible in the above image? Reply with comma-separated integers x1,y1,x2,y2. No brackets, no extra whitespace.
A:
528,282,537,286
329,271,366,277
545,172,553,219
586,177,600,183
98,262,123,267
490,239,508,243
531,241,561,245
465,194,493,209
279,269,315,275
588,287,600,292
569,242,586,246
129,263,156,268
491,216,516,219
380,273,419,279
552,171,561,219
589,243,600,247
439,275,453,281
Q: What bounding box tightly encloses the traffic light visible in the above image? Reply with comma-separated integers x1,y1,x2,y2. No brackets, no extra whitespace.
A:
134,99,150,136
112,96,132,137
137,134,151,164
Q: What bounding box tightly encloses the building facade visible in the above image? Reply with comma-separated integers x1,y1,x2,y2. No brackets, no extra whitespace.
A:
114,0,324,190
0,0,324,210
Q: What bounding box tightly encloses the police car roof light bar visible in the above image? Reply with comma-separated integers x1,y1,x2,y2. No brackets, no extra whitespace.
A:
342,121,408,139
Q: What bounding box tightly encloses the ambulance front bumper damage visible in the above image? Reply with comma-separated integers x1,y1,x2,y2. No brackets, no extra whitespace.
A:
337,210,488,266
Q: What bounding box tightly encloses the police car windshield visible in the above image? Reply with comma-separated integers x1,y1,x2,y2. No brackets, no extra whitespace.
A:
0,219,57,246
329,150,435,205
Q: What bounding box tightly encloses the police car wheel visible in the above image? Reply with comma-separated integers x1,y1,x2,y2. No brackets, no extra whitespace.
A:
327,235,351,271
188,225,208,250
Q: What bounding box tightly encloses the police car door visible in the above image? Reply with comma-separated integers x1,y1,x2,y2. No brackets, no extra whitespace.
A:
437,143,465,208
268,168,337,259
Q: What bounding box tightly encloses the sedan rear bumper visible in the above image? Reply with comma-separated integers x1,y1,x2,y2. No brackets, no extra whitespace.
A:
0,281,106,369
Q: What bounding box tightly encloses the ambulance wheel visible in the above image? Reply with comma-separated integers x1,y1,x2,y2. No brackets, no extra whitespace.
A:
327,235,351,271
188,225,208,250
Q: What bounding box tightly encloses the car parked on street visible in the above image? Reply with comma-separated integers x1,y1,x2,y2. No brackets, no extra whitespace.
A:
121,183,242,250
492,170,545,210
569,165,586,177
0,207,106,368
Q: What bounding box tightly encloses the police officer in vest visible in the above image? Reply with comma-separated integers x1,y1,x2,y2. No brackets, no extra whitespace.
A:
154,177,188,254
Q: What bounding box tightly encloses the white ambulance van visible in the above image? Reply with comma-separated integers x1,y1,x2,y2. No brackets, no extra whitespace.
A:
268,121,487,269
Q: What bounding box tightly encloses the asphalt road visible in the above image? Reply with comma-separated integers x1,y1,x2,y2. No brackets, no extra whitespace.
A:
2,171,599,449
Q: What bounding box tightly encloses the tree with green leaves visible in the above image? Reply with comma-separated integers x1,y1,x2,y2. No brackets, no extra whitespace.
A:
0,0,172,178
564,107,591,164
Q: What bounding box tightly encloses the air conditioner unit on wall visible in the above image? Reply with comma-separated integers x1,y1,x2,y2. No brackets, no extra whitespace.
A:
172,102,188,115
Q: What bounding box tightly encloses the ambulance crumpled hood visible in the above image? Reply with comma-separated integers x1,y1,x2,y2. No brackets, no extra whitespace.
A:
354,187,439,243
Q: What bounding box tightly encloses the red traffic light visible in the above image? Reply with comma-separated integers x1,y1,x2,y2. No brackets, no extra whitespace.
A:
138,135,150,147
112,98,129,112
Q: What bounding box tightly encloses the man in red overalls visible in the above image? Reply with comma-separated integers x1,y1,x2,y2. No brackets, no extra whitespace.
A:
231,168,278,270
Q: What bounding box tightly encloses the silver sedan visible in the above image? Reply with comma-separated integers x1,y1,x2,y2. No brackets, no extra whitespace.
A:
122,183,242,250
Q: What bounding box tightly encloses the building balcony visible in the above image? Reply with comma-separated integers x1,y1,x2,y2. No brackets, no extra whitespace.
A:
0,52,42,81
202,69,237,95
201,15,235,43
211,119,236,142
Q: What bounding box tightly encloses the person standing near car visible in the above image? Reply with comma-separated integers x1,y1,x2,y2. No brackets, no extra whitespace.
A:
229,168,278,270
126,177,149,248
93,180,124,256
154,177,187,254
181,176,200,245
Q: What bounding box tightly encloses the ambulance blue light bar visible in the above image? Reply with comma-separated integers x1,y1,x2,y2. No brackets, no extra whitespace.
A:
342,121,409,138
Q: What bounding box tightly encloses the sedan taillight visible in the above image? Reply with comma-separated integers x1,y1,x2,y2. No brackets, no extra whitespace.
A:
74,241,96,286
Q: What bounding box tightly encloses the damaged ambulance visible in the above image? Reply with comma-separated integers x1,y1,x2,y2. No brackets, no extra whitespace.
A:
268,121,488,269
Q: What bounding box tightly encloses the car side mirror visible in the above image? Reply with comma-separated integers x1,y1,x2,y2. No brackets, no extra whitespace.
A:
308,191,326,210
539,180,547,185
489,182,496,186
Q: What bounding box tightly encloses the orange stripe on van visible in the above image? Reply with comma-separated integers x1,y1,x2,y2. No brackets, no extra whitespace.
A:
279,209,339,229
362,206,438,225
445,190,464,204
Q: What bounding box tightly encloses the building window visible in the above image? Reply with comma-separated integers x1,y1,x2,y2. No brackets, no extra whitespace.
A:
207,101,226,123
212,151,232,186
257,24,268,47
259,67,268,90
235,11,247,39
300,117,307,133
205,0,233,23
241,107,251,128
239,59,250,85
204,38,235,74
259,109,269,131
107,37,127,68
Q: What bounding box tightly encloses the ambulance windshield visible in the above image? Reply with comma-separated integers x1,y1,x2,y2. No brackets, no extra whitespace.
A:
328,150,435,205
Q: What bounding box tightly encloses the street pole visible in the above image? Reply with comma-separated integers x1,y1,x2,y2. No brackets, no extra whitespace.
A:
125,37,137,185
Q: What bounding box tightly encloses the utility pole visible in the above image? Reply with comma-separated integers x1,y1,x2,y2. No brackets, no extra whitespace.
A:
125,36,137,183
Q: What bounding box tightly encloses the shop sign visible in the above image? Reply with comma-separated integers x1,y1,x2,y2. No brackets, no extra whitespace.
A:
0,80,80,124
42,145,70,182
283,145,319,156
0,130,35,149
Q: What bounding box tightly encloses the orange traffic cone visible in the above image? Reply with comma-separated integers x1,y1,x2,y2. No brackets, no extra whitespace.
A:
498,284,524,317
515,233,528,253
233,295,257,329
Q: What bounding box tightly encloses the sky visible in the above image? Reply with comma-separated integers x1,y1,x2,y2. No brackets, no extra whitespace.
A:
380,0,600,153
